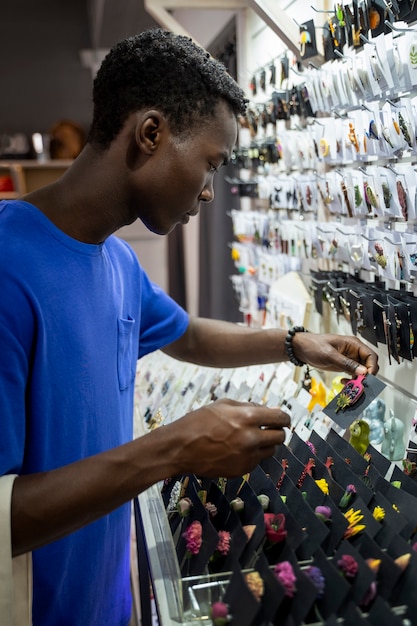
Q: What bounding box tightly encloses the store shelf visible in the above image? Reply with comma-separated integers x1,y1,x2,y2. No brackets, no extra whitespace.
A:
0,160,72,198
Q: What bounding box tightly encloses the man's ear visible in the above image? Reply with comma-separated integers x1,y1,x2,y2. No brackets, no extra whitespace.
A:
135,111,166,154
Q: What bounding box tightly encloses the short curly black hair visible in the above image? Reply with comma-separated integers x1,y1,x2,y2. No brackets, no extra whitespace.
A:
87,28,248,148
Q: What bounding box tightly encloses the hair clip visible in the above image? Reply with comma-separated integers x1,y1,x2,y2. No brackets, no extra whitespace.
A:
339,484,356,508
264,512,287,544
366,119,380,140
183,520,203,556
364,182,379,210
205,502,218,518
382,126,394,147
397,180,408,221
258,494,270,511
349,419,370,455
372,505,385,522
297,458,315,488
343,507,365,539
245,571,264,601
403,458,417,476
374,242,387,268
360,580,377,608
337,554,358,579
274,561,297,597
177,497,193,517
315,478,329,494
398,112,412,146
315,505,332,523
319,138,330,157
230,496,244,513
393,116,401,135
167,480,183,512
210,602,232,625
341,180,354,217
300,30,312,56
306,440,316,454
348,122,360,152
276,459,289,491
382,182,392,209
354,184,363,208
213,530,231,559
395,553,411,572
325,457,334,478
305,565,325,599
335,374,366,412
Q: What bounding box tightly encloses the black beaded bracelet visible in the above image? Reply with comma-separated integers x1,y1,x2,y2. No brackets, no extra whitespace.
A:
285,326,307,367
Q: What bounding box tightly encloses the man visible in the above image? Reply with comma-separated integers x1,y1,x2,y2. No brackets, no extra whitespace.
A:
0,28,378,625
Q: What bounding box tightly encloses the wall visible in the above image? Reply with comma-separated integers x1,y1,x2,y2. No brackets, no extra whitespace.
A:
0,0,168,290
0,0,92,136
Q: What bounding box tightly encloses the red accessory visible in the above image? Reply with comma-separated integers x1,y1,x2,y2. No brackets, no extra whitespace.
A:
335,374,366,412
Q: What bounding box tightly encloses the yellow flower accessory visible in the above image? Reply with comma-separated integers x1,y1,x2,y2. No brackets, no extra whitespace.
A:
343,507,365,539
372,506,385,522
315,478,329,495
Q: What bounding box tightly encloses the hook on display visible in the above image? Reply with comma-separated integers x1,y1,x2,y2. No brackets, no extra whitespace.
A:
384,19,417,32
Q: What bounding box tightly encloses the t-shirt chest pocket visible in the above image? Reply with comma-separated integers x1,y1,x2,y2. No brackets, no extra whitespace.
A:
117,316,137,390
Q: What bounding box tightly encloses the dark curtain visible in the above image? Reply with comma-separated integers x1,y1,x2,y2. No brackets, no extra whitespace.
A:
198,19,241,321
198,162,241,322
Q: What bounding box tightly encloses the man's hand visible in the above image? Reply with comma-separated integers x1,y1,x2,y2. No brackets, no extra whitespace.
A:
292,332,379,376
165,398,290,478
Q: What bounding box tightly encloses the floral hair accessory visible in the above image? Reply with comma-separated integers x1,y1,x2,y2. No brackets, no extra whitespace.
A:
177,497,193,517
360,580,377,608
395,553,411,572
274,561,297,598
337,554,358,580
243,525,256,542
205,502,218,518
264,513,287,543
315,505,332,523
276,458,288,490
305,565,325,599
210,601,232,625
343,507,365,539
257,494,270,510
403,459,417,476
215,530,231,557
372,505,385,522
297,458,315,489
366,558,381,574
245,571,264,602
339,484,356,508
306,440,316,455
230,497,244,513
315,478,329,495
182,520,202,556
325,456,334,477
167,480,182,512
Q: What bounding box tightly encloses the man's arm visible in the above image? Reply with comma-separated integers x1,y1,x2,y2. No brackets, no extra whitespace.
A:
163,316,379,375
11,399,290,556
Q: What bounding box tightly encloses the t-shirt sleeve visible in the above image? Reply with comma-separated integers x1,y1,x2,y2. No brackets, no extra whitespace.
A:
138,270,189,358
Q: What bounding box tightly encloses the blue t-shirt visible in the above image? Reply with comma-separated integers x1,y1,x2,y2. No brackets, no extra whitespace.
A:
0,200,189,625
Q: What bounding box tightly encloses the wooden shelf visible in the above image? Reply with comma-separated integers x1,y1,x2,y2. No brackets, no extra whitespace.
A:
0,160,72,198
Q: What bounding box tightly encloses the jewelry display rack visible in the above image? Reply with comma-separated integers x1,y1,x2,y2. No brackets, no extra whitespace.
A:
133,14,417,626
